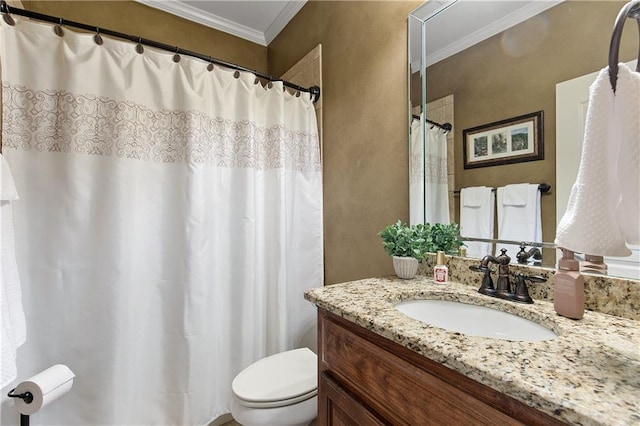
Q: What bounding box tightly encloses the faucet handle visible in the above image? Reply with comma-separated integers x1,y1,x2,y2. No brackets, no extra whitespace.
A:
470,265,496,296
516,246,529,264
513,273,546,304
523,275,547,283
469,265,488,273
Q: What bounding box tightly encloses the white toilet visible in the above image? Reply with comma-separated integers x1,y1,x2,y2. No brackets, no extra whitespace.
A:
230,347,318,426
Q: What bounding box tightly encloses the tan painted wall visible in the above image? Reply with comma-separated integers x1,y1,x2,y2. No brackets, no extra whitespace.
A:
269,1,422,285
426,1,636,247
21,1,267,73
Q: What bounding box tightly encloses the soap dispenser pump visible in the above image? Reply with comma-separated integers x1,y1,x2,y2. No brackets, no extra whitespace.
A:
554,248,585,319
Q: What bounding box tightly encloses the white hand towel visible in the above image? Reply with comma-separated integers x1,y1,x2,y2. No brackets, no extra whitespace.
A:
555,63,639,256
462,187,484,207
502,183,529,206
1,153,26,388
497,184,541,259
460,186,494,259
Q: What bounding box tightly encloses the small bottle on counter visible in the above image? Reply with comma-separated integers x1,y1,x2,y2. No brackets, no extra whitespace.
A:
434,251,448,284
554,248,585,320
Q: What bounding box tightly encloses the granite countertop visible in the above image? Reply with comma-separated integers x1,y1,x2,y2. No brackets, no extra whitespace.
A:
304,277,640,426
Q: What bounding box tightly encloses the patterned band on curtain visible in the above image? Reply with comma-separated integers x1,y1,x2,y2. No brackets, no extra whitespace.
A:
2,85,318,171
0,17,323,426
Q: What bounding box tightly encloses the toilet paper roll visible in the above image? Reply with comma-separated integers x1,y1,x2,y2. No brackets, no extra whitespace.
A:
13,364,75,415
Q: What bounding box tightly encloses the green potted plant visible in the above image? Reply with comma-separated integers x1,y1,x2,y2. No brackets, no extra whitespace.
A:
426,223,464,255
379,220,431,279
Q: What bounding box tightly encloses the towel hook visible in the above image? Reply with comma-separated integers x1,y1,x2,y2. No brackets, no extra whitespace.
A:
608,0,640,92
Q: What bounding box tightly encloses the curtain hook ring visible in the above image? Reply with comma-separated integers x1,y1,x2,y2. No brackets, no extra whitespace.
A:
207,56,214,72
54,17,64,37
172,46,181,63
2,11,15,26
94,27,103,45
1,2,15,26
135,37,144,54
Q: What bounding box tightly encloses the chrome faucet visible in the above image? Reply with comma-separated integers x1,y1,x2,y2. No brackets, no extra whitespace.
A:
469,248,546,304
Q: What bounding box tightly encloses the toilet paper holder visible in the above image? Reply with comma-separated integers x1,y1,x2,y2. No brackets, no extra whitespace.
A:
8,388,33,403
7,388,33,426
6,364,75,425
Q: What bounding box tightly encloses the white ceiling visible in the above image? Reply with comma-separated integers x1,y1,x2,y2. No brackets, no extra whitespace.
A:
138,0,564,60
135,0,307,46
411,0,564,68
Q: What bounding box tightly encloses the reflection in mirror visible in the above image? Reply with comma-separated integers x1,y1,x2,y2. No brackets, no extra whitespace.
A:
409,0,640,279
408,4,455,227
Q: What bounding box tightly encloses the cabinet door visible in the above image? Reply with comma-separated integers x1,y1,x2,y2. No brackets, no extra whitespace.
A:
318,372,387,426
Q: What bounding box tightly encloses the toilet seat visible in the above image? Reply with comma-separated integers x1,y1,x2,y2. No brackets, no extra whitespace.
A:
232,348,317,409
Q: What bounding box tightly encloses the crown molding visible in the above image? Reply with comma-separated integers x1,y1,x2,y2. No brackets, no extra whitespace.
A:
135,0,267,46
264,1,306,45
426,0,563,66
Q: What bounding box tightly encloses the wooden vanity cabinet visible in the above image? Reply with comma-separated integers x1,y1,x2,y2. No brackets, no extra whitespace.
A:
317,308,565,426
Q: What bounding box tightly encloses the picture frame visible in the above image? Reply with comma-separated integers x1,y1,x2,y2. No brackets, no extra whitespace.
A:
462,111,544,169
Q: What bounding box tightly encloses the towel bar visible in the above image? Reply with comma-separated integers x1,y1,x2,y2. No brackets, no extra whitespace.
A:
453,183,550,196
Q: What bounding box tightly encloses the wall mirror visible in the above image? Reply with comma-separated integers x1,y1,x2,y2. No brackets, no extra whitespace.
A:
408,0,640,279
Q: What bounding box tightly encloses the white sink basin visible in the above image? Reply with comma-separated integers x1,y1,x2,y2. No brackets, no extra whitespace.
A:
395,299,557,342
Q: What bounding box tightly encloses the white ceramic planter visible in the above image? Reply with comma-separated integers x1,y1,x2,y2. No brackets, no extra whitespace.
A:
392,256,419,279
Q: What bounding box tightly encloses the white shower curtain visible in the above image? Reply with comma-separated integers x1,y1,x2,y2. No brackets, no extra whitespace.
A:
409,119,450,225
0,18,322,426
409,118,425,225
424,126,450,225
410,118,449,226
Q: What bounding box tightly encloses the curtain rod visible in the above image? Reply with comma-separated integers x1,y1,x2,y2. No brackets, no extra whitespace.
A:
412,114,452,132
0,1,321,103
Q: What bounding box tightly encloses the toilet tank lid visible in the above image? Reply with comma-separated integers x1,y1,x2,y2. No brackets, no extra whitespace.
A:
232,348,317,403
